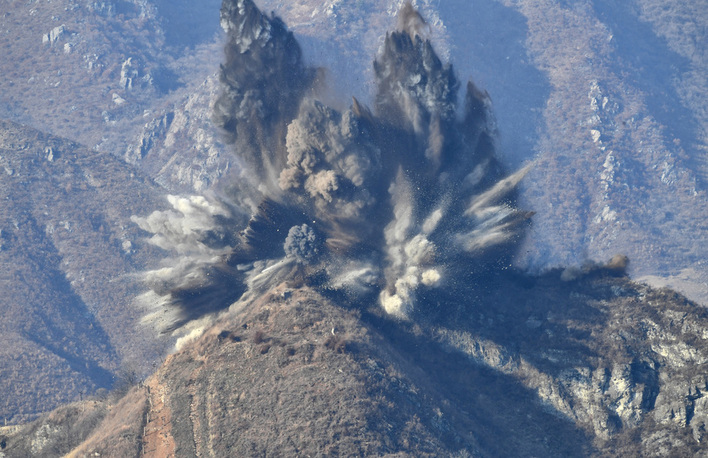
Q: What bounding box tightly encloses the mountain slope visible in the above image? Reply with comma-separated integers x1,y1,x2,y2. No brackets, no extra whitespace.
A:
4,270,708,456
1,0,707,449
0,0,223,178
0,119,167,423
2,0,707,303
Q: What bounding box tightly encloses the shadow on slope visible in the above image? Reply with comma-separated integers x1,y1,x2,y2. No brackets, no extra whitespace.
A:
412,267,611,377
364,302,595,456
0,203,118,423
0,119,169,423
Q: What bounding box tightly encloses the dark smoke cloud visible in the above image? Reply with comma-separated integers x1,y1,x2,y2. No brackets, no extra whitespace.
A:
212,0,318,206
284,224,321,264
395,2,430,41
134,0,532,337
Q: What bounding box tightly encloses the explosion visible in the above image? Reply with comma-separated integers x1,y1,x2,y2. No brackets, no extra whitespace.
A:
133,0,532,334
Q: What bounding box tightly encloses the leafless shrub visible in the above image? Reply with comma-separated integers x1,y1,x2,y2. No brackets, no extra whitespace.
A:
252,329,266,344
324,335,348,353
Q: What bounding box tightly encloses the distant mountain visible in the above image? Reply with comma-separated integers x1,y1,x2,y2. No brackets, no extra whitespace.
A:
2,0,706,306
1,0,707,444
4,272,708,456
0,120,167,423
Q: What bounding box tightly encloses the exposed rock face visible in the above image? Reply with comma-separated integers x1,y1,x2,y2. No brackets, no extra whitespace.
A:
120,58,139,90
4,272,708,456
124,75,231,192
42,25,66,45
125,111,175,164
432,275,708,452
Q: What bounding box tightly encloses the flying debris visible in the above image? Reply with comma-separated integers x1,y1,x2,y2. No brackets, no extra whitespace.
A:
134,0,532,335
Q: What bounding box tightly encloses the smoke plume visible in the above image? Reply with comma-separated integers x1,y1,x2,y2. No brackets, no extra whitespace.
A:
133,0,532,334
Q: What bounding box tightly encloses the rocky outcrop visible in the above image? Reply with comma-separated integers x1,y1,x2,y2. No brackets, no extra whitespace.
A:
125,111,175,164
429,271,708,455
124,76,231,192
42,25,66,45
120,58,139,90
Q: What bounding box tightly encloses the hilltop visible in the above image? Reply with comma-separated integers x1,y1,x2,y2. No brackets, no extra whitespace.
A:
3,269,708,456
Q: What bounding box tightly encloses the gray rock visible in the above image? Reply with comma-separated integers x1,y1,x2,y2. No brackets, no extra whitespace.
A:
124,111,174,164
112,93,126,106
120,58,138,90
42,24,66,45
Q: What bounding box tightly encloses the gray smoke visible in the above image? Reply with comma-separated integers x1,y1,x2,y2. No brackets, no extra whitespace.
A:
134,0,532,334
284,224,320,264
212,0,318,200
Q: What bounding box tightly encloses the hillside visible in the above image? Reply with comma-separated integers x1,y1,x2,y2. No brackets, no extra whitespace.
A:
3,271,708,456
0,120,168,424
0,0,707,447
0,0,225,189
2,4,707,454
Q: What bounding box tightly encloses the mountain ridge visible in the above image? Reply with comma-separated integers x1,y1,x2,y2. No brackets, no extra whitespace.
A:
3,269,708,456
1,2,707,455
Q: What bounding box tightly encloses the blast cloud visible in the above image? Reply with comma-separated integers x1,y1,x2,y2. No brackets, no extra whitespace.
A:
133,0,532,334
284,224,320,264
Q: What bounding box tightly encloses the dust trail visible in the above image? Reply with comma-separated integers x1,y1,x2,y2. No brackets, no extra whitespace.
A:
133,0,532,336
